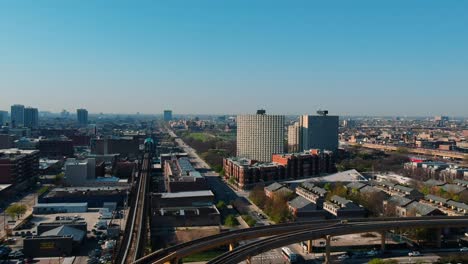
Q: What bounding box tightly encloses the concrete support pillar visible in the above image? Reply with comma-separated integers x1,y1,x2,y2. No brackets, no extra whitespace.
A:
435,228,442,248
381,231,386,252
307,239,313,254
167,258,179,264
325,235,331,264
246,256,252,264
229,243,235,251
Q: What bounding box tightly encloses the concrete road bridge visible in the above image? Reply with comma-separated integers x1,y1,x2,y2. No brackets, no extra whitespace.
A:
133,216,468,264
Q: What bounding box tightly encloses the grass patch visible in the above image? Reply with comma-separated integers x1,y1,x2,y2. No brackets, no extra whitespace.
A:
216,132,236,141
241,215,257,227
182,250,226,262
187,132,213,142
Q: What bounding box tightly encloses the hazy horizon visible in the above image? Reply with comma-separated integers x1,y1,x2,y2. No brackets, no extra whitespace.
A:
1,1,467,116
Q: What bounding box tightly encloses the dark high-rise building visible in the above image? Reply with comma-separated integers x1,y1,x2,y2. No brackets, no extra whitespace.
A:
11,104,24,127
299,110,339,151
38,138,74,158
24,107,39,128
0,110,8,126
163,110,172,121
77,109,88,126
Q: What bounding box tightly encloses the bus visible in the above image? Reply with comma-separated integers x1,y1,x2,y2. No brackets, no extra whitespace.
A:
281,247,298,263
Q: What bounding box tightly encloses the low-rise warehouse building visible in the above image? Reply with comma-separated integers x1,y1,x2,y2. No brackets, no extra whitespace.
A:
39,186,129,207
33,203,88,214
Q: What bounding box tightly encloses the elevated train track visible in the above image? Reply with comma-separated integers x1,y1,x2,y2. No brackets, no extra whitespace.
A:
115,152,151,264
133,216,468,264
209,217,468,264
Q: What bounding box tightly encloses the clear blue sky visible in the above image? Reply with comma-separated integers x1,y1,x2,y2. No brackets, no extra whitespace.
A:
0,1,467,116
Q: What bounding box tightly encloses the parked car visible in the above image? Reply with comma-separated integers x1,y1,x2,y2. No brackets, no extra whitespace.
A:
460,247,468,252
366,250,378,257
408,251,421,256
338,254,349,260
8,250,24,259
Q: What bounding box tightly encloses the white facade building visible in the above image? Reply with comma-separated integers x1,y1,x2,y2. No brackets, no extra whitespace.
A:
287,122,300,153
65,158,96,186
236,111,284,162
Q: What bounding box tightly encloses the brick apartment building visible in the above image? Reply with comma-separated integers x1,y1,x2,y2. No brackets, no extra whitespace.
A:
0,148,39,188
223,150,335,189
38,137,74,158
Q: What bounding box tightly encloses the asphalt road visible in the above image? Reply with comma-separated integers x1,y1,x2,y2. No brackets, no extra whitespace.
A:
168,128,285,262
0,190,37,238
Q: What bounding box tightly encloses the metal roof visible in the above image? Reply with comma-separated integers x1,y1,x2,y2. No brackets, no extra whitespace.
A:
405,202,442,216
41,225,85,242
288,196,316,210
425,194,449,204
387,195,414,207
160,190,214,199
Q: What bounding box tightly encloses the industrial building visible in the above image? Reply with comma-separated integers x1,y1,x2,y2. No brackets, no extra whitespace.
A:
91,136,141,158
38,137,74,158
64,158,96,186
150,190,220,228
163,156,208,192
39,186,129,207
33,203,88,214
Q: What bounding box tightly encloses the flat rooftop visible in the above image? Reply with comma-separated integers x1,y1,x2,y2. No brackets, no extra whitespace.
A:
285,169,368,184
159,190,214,199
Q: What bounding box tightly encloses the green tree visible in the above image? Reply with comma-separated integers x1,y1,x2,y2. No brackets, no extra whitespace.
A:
421,186,430,195
216,200,226,210
396,147,409,154
368,259,384,264
224,214,239,227
6,204,27,220
368,259,398,264
228,177,236,186
37,186,50,196
241,215,257,227
249,185,268,208
54,172,64,185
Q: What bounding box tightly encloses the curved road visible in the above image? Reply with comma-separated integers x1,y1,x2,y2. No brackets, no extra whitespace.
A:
208,218,468,264
133,216,468,264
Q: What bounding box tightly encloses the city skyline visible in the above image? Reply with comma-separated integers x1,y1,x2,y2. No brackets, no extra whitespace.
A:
1,1,468,116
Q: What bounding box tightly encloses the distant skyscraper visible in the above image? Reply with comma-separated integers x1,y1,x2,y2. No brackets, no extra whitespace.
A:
0,110,7,126
299,110,339,151
24,107,39,128
236,110,284,162
61,109,70,119
10,104,25,128
77,109,88,126
164,110,172,121
287,122,300,153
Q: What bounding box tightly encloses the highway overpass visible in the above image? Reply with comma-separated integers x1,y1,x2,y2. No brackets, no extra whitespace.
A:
208,217,468,264
133,216,468,264
346,142,467,161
